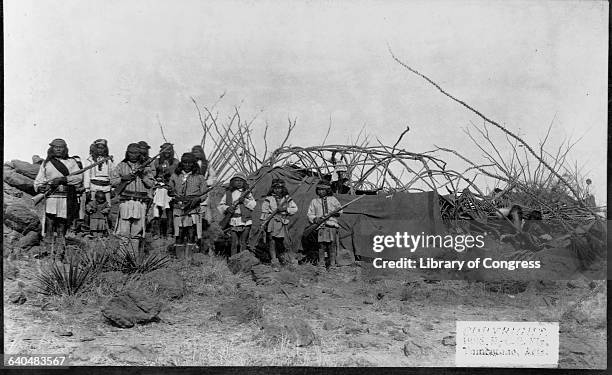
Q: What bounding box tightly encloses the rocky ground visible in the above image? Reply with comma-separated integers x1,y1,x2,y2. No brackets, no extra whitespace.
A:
3,242,607,368
3,158,607,368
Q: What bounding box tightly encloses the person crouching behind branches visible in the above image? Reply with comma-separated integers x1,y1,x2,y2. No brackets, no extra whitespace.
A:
168,153,207,259
86,191,111,237
217,172,256,256
261,179,298,270
307,180,343,269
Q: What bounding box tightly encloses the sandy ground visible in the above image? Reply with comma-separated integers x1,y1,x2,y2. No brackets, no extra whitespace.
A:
3,250,607,368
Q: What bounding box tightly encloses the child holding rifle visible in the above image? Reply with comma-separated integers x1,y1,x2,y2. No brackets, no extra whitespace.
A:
260,179,298,270
217,172,256,256
307,180,342,269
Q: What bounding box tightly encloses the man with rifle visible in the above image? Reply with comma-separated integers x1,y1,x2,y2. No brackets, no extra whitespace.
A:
110,143,156,239
168,152,208,259
33,138,84,261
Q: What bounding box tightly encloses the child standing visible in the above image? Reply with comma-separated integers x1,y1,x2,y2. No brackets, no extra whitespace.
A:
307,181,342,269
217,172,256,256
86,191,111,237
260,179,298,270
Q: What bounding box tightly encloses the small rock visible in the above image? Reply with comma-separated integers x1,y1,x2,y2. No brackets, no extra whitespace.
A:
4,203,41,233
442,335,456,346
216,294,262,323
263,318,315,347
101,291,162,328
588,281,597,289
278,251,298,265
228,250,260,274
17,231,40,249
562,283,606,328
323,320,341,331
423,322,434,331
58,331,73,337
403,340,424,356
363,298,375,305
80,337,95,342
344,322,367,335
566,281,577,289
141,268,185,299
190,253,207,266
9,291,26,305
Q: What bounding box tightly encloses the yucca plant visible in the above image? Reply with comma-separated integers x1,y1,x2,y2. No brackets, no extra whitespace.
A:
34,257,95,296
77,247,113,273
112,240,171,274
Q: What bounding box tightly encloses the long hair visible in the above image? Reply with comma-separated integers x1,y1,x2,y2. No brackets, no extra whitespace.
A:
43,146,69,166
266,185,289,197
158,148,176,165
228,177,249,192
89,143,109,159
192,145,208,175
123,151,145,163
175,161,201,175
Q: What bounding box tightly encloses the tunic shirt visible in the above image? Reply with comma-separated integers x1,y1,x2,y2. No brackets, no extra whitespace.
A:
110,161,155,199
33,158,83,218
260,195,298,237
307,196,342,227
169,172,207,215
217,189,256,226
84,156,114,193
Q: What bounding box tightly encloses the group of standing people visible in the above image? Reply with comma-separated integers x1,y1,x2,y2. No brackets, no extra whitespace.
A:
34,137,345,270
34,138,217,261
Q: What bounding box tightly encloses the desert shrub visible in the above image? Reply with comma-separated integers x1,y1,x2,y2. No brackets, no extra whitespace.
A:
110,241,171,274
34,257,95,296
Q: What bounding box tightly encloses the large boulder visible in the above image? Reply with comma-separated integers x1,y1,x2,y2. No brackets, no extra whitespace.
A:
140,268,185,300
3,203,41,233
562,282,606,328
3,167,36,195
227,250,260,274
101,291,162,328
262,318,316,347
17,231,41,249
3,182,24,198
10,160,41,180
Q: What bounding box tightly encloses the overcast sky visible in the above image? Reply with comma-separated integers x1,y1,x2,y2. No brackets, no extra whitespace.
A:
4,0,608,202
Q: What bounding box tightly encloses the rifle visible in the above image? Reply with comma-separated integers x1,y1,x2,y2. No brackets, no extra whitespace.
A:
114,143,174,197
33,156,114,205
218,172,269,230
172,179,224,211
250,182,304,247
303,195,365,238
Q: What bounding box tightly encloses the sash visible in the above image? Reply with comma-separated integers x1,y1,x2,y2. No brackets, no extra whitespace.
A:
49,158,70,177
48,157,79,221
